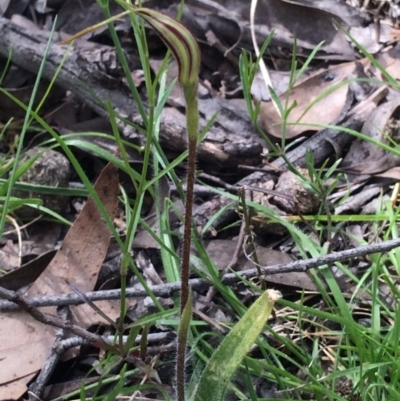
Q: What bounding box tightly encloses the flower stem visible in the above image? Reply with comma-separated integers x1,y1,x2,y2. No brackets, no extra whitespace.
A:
176,83,199,401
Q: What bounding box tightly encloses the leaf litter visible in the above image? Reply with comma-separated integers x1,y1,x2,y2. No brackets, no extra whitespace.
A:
0,161,119,398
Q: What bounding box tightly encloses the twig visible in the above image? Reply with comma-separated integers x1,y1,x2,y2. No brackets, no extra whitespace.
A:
28,306,70,400
50,332,173,355
1,236,400,311
238,187,262,283
198,172,240,193
0,286,101,343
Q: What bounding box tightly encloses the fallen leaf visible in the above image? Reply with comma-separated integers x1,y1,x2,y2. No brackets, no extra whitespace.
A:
259,62,359,139
205,239,317,291
0,162,119,398
0,251,55,290
252,0,357,59
375,166,400,181
341,97,400,175
377,43,400,81
0,240,20,271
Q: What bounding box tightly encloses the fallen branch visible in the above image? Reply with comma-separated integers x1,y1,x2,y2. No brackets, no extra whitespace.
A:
1,235,399,311
0,17,262,170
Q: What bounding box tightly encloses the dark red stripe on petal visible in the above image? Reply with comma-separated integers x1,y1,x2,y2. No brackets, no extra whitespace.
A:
138,9,198,84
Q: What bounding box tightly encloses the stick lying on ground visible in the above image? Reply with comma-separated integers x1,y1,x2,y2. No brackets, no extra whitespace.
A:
0,17,262,170
1,233,399,311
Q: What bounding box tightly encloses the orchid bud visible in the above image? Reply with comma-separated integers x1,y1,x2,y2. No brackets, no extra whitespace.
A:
127,6,200,88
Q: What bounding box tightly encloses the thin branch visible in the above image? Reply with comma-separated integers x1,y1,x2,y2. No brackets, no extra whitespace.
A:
28,307,70,400
1,236,400,311
0,286,101,343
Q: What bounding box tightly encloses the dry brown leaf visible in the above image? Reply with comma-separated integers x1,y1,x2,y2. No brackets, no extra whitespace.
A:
0,240,20,271
377,45,400,81
0,374,37,401
375,167,400,180
259,62,358,139
254,0,357,59
0,251,56,291
280,0,363,27
0,162,119,398
205,239,317,291
350,24,400,54
341,97,400,176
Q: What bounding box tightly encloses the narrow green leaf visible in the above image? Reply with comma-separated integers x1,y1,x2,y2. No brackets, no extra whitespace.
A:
177,289,193,399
